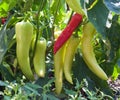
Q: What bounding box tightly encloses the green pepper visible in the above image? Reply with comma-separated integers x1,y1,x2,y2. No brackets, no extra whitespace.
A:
65,0,84,15
54,43,67,94
33,37,47,78
81,22,108,80
15,21,34,80
64,35,80,84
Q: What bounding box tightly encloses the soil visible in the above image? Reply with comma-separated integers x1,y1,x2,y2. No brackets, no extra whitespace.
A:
107,75,120,99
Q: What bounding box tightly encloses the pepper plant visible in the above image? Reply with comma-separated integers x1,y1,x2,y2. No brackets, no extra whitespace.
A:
0,0,120,99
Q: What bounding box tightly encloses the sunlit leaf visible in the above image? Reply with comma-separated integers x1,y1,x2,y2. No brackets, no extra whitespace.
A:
0,0,16,17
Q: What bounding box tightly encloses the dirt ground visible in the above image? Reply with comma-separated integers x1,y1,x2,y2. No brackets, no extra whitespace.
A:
107,75,120,99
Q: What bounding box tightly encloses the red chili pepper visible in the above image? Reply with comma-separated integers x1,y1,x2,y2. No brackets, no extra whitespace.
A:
1,18,6,24
54,13,83,54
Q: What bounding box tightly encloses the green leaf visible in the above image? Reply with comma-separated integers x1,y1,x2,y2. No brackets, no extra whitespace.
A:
104,0,120,14
117,58,120,72
0,25,7,63
0,16,15,64
0,0,16,17
26,82,42,90
22,0,33,12
0,80,9,87
3,96,11,100
80,0,109,36
64,88,76,97
2,62,14,76
72,53,113,96
24,83,41,96
112,64,120,79
0,1,9,17
42,93,48,100
50,0,66,25
105,15,120,76
46,94,59,100
0,64,14,81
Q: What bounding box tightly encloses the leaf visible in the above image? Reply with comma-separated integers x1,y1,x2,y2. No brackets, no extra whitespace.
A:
72,53,113,96
0,80,9,87
0,64,14,81
117,52,120,72
35,73,52,94
22,0,33,12
0,25,7,63
0,1,9,17
25,82,42,90
50,0,66,25
46,94,59,100
0,0,17,17
0,80,14,90
2,62,14,76
80,0,109,36
104,0,120,14
24,84,40,96
3,96,11,100
0,16,15,64
64,88,76,96
105,15,120,76
24,83,41,96
41,94,47,100
112,64,120,79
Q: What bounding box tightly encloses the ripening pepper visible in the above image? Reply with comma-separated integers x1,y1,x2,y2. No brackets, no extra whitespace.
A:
15,21,34,80
64,35,80,84
54,44,66,94
81,22,108,80
33,37,47,78
54,13,82,54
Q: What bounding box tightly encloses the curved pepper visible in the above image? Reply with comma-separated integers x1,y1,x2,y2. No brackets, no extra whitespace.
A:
54,43,67,94
54,13,82,54
15,21,34,80
33,37,47,78
64,35,80,84
81,22,108,80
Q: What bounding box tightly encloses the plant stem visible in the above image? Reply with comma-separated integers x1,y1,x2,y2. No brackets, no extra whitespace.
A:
46,0,61,54
32,0,45,60
51,0,61,41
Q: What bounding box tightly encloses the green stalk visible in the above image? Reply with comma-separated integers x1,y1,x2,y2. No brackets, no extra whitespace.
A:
32,0,45,59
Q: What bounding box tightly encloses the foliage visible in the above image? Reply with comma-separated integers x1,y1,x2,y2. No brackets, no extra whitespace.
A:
0,0,120,99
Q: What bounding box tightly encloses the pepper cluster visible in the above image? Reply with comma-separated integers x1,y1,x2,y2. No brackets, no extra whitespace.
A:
15,0,108,95
53,0,108,94
15,21,47,80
